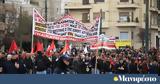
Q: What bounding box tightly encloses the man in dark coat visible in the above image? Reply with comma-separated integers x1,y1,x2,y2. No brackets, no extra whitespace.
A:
97,59,106,74
71,56,81,74
35,51,50,74
23,54,34,74
105,59,111,73
51,55,57,74
54,54,70,74
149,60,158,74
0,52,5,74
3,54,26,74
3,54,18,74
129,59,139,74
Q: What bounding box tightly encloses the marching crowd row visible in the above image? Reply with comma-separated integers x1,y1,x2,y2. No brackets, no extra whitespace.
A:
0,47,160,75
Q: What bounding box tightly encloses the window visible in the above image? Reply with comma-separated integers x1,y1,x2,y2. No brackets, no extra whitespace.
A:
83,0,89,5
150,0,157,8
151,14,158,25
102,32,106,35
150,0,153,7
154,0,157,8
144,13,146,21
119,12,130,22
120,0,129,2
30,0,39,6
93,12,105,20
131,32,134,40
144,0,146,4
94,0,105,3
93,13,99,20
158,0,160,10
65,10,69,14
158,15,160,26
120,32,129,40
82,13,90,23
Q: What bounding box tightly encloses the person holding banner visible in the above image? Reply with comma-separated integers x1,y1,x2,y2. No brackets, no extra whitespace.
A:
35,51,51,74
2,54,27,74
53,54,70,74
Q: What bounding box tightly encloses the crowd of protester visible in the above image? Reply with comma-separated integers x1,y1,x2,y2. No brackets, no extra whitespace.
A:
0,46,160,75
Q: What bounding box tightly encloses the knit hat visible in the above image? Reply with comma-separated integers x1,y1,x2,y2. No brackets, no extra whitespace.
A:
7,54,12,59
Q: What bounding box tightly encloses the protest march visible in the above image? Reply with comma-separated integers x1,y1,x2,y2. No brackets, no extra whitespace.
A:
0,8,159,75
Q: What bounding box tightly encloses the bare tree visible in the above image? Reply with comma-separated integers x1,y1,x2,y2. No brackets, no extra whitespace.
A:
17,10,32,51
0,3,19,51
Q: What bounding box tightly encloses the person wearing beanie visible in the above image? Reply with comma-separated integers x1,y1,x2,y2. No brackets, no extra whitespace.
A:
2,54,18,74
3,54,26,74
54,54,70,74
35,51,49,74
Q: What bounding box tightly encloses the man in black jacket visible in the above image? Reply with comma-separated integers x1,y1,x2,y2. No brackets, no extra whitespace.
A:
3,54,26,74
35,51,51,74
54,54,70,74
0,52,5,74
24,54,34,74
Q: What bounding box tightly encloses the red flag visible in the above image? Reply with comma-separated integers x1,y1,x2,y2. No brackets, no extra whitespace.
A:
47,40,56,52
46,40,56,56
36,41,44,52
9,40,18,53
60,40,70,54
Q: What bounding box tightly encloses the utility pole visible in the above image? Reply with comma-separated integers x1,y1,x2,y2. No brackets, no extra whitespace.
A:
45,0,47,21
19,6,22,49
44,0,48,50
100,9,102,34
145,0,149,53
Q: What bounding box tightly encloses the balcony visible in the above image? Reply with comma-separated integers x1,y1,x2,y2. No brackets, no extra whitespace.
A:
150,6,159,12
116,21,139,27
151,24,159,30
117,2,139,9
158,10,160,14
65,2,92,10
158,26,160,31
117,16,139,27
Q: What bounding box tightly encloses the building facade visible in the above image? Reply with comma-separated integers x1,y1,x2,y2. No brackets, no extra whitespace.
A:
65,0,160,49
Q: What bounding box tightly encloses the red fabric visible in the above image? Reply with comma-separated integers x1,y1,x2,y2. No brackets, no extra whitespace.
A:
46,40,56,56
47,40,56,52
109,57,115,65
36,41,44,52
60,40,70,54
9,40,18,53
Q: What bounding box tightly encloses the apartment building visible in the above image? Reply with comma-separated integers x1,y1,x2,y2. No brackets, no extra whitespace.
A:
65,0,160,49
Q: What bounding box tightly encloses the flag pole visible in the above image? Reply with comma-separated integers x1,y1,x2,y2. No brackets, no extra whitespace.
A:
94,9,102,74
31,8,35,53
